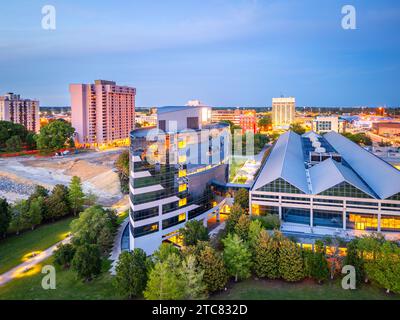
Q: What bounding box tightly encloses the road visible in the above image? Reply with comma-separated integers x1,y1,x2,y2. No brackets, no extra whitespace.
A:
0,237,71,287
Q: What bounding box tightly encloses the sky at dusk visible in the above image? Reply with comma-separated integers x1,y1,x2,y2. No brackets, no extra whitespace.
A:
1,0,399,107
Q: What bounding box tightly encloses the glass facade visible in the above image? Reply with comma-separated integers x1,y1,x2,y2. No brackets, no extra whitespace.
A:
319,182,372,199
282,207,310,225
257,178,305,194
313,209,343,228
129,122,229,242
346,213,378,231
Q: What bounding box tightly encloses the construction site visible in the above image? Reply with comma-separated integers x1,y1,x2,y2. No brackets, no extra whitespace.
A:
0,149,127,207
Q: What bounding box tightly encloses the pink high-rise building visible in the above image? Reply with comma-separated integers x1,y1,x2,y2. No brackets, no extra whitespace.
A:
70,80,136,146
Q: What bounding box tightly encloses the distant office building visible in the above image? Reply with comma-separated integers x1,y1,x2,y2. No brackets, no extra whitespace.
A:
211,109,257,133
135,112,157,127
70,80,136,147
129,105,230,254
250,131,400,238
313,116,340,133
372,122,400,137
0,93,40,133
272,97,295,129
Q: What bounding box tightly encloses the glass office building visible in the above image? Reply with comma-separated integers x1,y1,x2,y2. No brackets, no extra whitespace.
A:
129,106,230,254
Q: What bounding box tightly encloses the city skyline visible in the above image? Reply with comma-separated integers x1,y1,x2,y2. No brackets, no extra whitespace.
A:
1,0,399,107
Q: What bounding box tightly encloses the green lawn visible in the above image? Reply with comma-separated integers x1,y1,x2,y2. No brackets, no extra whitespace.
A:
0,257,124,300
0,217,74,274
211,278,400,300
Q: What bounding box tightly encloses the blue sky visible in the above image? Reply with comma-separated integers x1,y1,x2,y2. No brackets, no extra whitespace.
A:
0,0,399,107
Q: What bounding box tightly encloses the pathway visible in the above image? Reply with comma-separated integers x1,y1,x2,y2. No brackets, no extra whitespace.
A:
0,237,71,287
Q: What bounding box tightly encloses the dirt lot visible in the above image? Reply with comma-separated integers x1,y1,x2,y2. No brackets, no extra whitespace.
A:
0,149,126,206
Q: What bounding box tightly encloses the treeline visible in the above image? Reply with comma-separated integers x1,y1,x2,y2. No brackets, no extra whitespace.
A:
110,197,400,299
0,121,36,152
0,176,94,238
0,119,75,154
115,150,129,194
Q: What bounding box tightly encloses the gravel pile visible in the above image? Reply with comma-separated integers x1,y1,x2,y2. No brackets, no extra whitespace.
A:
0,177,35,196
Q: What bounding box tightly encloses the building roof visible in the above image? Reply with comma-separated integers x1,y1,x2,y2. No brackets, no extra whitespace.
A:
157,106,200,114
252,131,309,193
324,131,400,199
252,130,400,199
309,158,376,197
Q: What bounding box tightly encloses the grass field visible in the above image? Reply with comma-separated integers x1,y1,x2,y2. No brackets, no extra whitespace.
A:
0,217,74,274
212,278,400,300
0,257,123,300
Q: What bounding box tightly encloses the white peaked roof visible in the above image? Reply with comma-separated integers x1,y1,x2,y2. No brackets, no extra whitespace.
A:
324,131,400,199
252,131,309,193
309,158,376,197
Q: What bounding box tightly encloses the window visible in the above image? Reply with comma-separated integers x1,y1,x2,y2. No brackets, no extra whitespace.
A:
319,182,372,199
179,155,186,163
187,117,199,130
179,184,187,192
132,222,159,238
257,178,304,194
178,139,186,149
132,207,159,221
179,198,187,207
178,169,187,178
178,213,186,222
158,120,166,132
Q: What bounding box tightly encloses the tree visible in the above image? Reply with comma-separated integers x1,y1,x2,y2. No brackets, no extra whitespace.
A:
309,240,329,283
71,244,102,281
234,188,249,210
54,243,76,269
35,119,75,151
6,135,22,152
45,184,70,220
0,198,11,238
358,236,400,293
197,245,228,293
258,115,272,132
289,123,306,135
180,255,207,300
366,241,400,294
180,219,209,247
152,242,181,264
116,150,129,194
226,204,245,234
248,219,263,249
0,121,28,149
344,239,365,285
68,176,85,216
144,253,184,300
29,185,49,201
71,205,117,256
114,249,149,299
253,230,281,279
27,196,44,229
222,233,252,282
234,214,251,241
9,200,29,235
25,132,37,150
279,239,304,282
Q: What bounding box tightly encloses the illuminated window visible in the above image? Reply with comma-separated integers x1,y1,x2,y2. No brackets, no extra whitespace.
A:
251,204,260,216
178,169,187,178
178,140,186,149
178,213,186,222
179,198,187,207
179,155,187,163
178,184,187,192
